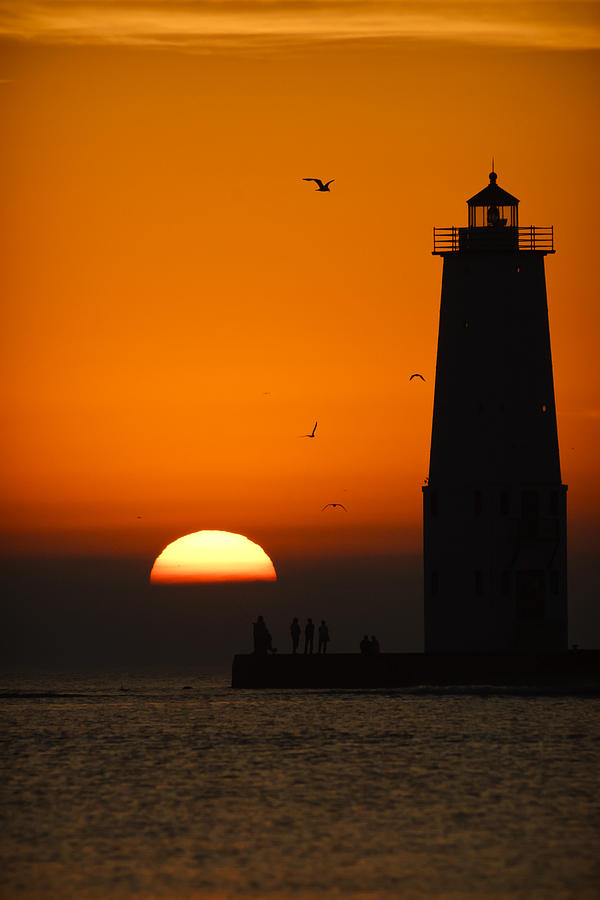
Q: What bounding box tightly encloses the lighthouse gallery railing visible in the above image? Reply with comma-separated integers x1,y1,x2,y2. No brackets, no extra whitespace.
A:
433,226,554,254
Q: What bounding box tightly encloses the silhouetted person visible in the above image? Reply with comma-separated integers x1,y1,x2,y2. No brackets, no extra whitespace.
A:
253,615,271,655
370,635,380,655
318,620,330,654
360,634,370,656
304,618,315,654
290,617,301,654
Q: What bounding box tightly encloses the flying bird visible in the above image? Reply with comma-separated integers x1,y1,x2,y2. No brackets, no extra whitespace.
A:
322,503,347,512
409,373,426,381
302,421,318,438
303,178,335,192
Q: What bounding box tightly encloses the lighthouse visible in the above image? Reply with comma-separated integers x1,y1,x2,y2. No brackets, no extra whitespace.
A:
423,171,567,653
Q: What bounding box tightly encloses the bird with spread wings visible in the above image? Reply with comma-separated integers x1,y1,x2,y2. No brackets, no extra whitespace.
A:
322,503,347,512
302,421,318,438
303,178,335,192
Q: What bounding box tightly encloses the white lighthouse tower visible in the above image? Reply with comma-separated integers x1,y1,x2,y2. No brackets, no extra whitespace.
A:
423,171,567,652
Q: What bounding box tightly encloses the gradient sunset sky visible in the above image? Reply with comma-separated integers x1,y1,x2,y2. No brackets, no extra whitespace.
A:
1,2,599,657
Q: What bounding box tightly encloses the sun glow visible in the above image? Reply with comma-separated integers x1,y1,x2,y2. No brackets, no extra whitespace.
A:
150,530,277,583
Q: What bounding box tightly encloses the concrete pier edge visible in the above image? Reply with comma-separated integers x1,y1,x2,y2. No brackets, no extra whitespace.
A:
232,650,600,690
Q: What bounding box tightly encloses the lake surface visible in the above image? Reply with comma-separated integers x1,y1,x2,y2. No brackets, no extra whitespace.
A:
2,669,599,899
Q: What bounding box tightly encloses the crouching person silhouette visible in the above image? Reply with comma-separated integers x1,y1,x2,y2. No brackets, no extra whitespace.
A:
253,615,274,655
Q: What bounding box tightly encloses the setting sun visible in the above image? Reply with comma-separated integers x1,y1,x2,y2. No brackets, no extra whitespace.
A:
150,530,277,583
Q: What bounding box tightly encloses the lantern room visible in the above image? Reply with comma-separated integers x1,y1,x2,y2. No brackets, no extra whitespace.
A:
467,170,519,228
433,169,553,255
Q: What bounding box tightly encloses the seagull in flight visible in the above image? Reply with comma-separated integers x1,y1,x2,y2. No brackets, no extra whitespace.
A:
303,178,335,192
322,503,347,512
409,373,426,381
302,421,318,438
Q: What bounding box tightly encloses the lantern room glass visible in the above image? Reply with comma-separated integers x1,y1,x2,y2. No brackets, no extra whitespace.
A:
468,202,518,229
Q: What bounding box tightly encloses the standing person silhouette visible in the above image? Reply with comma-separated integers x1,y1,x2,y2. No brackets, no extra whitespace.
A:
253,615,270,655
318,620,330,654
304,618,315,654
290,617,301,654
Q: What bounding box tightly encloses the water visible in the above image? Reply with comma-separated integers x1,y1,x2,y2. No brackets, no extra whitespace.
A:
1,670,599,900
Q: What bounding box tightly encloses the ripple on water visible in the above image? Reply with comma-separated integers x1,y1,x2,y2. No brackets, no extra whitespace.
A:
1,672,599,899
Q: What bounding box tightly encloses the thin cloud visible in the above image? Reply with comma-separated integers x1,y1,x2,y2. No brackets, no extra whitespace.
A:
1,1,599,50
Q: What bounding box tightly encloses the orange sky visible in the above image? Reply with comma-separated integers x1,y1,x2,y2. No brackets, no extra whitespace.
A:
1,1,599,566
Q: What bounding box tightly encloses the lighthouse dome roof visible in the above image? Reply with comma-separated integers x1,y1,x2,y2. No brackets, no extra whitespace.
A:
467,171,519,207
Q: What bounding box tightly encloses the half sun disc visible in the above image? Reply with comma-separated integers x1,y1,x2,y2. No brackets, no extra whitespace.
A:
150,530,277,583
